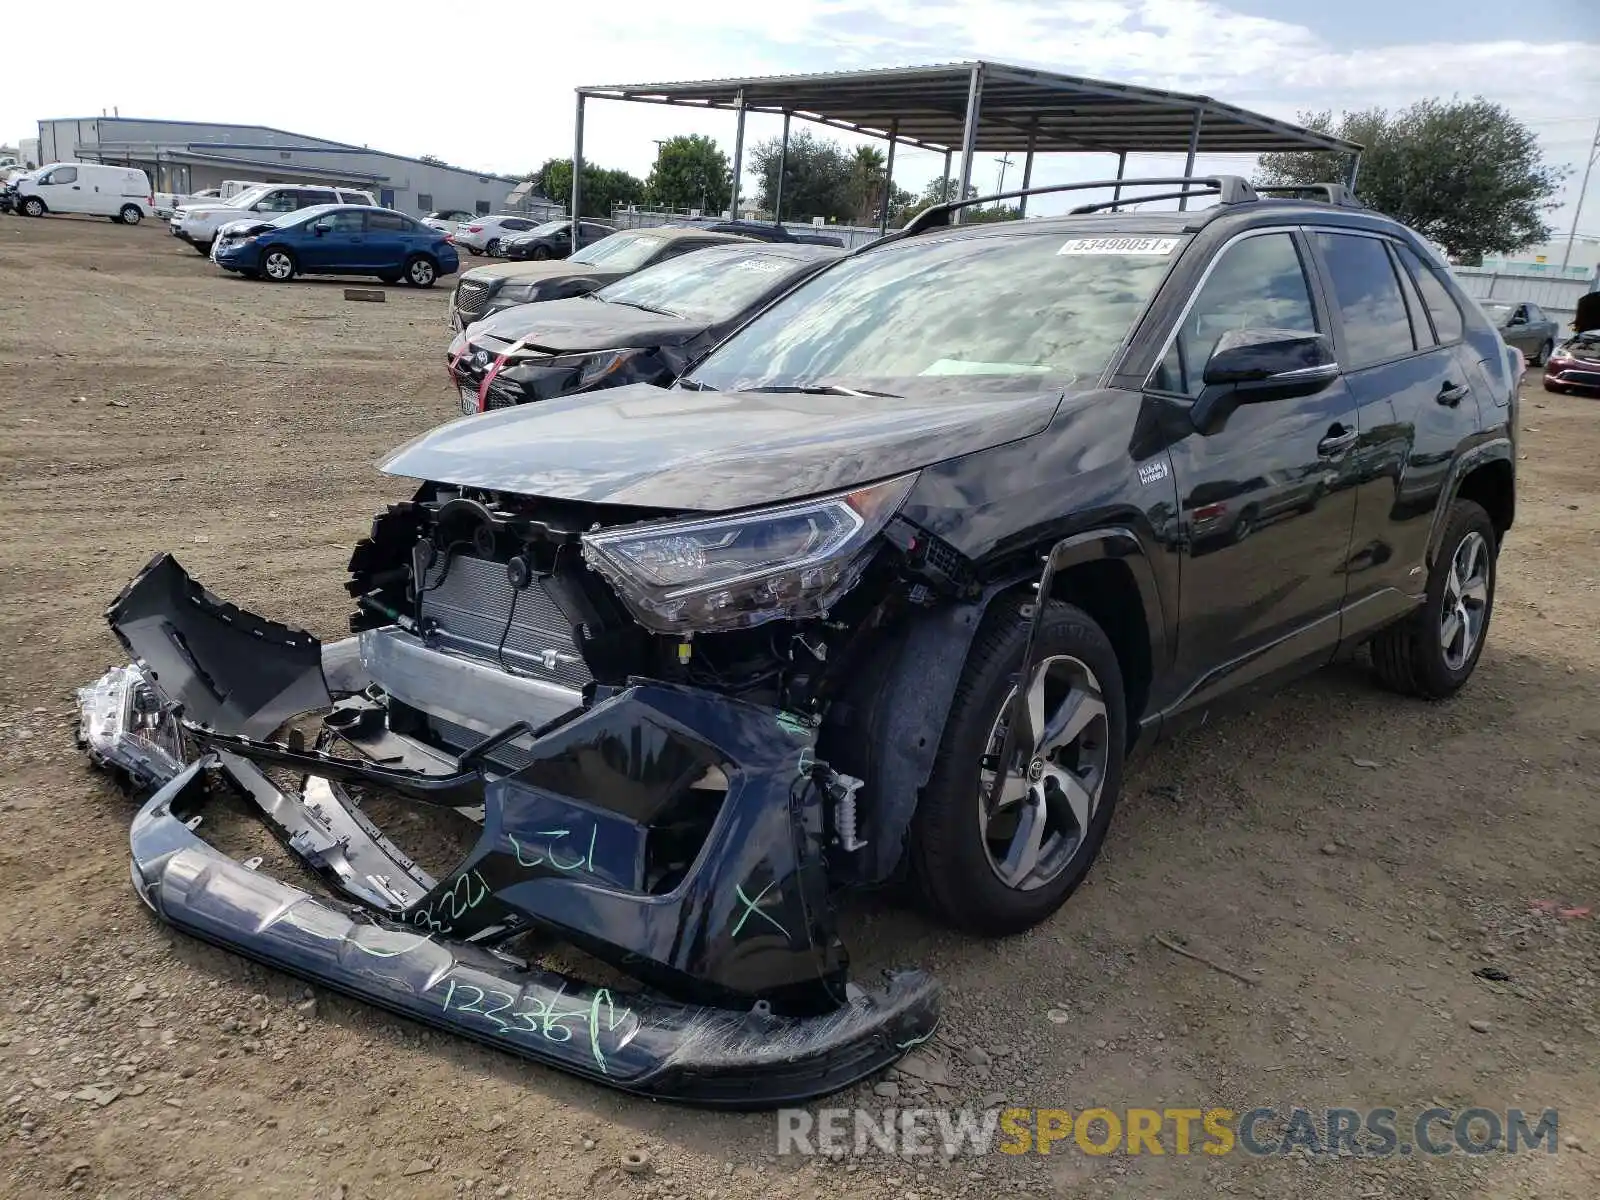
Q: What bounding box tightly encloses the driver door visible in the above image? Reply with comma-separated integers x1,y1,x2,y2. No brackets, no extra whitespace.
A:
1148,228,1360,712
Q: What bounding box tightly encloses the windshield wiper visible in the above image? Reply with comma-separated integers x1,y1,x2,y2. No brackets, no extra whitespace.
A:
677,377,717,391
735,383,901,398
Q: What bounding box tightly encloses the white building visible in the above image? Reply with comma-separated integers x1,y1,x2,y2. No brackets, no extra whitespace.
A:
34,117,558,218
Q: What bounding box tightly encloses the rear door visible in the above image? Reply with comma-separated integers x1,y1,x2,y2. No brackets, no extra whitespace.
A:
363,209,412,271
1150,227,1361,708
1307,229,1479,642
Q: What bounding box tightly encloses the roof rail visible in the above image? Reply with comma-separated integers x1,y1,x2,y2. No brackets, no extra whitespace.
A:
902,175,1258,235
1254,183,1364,208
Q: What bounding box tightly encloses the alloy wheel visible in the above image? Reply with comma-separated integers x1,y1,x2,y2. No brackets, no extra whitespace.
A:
977,654,1109,891
1441,531,1490,671
410,259,434,286
265,252,292,281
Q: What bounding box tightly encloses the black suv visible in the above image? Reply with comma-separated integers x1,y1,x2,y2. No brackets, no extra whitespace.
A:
79,176,1519,1105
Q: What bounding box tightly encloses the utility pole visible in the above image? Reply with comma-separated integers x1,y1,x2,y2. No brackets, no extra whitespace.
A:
994,153,1015,197
1559,115,1600,272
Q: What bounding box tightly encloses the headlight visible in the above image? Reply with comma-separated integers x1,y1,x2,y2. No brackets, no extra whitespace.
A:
581,474,917,634
493,283,540,305
530,348,642,387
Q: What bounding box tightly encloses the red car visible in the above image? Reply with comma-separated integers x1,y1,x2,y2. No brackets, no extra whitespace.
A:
1544,332,1600,394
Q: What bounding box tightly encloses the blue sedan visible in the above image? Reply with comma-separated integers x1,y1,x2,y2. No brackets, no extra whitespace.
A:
212,204,460,287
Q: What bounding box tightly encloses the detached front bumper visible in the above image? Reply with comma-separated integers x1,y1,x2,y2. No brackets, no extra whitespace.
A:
79,554,937,1106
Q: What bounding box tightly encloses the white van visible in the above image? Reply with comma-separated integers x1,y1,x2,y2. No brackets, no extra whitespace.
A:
15,162,153,224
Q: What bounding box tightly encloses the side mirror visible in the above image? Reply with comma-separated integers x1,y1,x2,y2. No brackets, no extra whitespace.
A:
311,221,330,236
1192,328,1339,432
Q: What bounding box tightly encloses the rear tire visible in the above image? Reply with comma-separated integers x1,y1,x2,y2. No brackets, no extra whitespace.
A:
403,255,437,288
1530,339,1553,367
261,247,296,282
193,241,212,256
1369,499,1496,699
119,204,143,226
909,600,1126,936
21,197,45,218
485,238,501,257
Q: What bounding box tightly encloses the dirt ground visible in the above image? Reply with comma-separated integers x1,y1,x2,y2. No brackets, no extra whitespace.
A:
1,214,1596,1200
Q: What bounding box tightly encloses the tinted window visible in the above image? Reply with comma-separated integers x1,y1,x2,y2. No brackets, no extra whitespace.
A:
1394,244,1464,343
367,211,411,232
689,231,1186,394
1153,231,1317,397
303,190,339,207
1315,232,1416,368
1387,243,1434,350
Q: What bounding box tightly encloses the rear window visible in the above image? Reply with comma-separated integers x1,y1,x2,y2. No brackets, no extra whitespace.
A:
687,230,1186,393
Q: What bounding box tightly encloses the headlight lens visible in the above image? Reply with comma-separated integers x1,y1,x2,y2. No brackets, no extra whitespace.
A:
533,348,642,387
581,474,917,633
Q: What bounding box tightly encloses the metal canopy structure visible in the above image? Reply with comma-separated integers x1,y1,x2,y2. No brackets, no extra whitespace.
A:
571,61,1363,232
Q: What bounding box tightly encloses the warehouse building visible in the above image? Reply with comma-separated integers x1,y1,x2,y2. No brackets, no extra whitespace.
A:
34,117,559,218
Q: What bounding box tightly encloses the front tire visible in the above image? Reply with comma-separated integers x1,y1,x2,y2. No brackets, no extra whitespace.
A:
192,241,212,256
1370,499,1496,699
119,204,143,226
530,244,552,261
20,197,45,218
403,255,437,288
909,600,1126,936
261,247,296,282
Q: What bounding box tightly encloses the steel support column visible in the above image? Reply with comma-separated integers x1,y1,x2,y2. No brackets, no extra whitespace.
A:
955,64,984,224
1018,125,1036,218
941,150,952,203
1113,151,1126,204
728,91,746,219
1178,108,1202,211
879,120,899,234
774,112,791,224
1345,151,1362,191
571,92,585,222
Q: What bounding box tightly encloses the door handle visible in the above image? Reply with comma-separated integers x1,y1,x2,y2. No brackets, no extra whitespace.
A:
1437,381,1469,407
1317,425,1358,456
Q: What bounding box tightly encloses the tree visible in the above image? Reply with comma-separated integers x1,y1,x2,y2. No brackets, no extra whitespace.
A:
896,178,980,227
1256,99,1566,261
748,129,855,223
848,146,888,225
419,154,446,166
646,135,730,214
537,158,646,219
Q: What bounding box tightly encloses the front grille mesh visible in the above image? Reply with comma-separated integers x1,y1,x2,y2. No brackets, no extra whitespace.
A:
453,278,491,321
418,554,592,690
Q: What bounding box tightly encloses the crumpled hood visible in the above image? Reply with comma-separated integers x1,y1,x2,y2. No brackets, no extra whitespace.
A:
379,384,1063,510
467,297,702,354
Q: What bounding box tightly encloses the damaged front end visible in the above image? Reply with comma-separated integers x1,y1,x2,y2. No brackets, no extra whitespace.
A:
78,548,938,1105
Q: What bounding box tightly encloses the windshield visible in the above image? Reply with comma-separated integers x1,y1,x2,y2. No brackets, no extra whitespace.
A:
521,220,570,238
595,247,812,323
225,186,272,208
569,232,665,271
686,230,1187,394
266,205,336,229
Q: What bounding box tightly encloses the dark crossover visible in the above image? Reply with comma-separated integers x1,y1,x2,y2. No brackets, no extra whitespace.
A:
77,176,1521,1106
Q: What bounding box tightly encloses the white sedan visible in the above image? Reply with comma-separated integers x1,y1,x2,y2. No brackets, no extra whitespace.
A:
450,214,545,257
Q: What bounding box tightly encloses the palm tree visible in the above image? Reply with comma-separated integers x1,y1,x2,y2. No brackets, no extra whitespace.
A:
850,146,887,225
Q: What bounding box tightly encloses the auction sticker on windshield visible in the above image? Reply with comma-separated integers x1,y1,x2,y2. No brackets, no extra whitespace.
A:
1058,237,1180,255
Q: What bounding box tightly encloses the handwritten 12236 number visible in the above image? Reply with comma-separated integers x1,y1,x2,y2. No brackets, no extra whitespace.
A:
439,979,634,1074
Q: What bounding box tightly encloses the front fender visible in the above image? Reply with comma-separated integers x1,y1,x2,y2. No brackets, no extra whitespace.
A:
828,527,1165,885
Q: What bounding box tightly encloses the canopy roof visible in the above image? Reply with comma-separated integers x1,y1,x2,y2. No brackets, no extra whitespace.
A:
579,61,1362,158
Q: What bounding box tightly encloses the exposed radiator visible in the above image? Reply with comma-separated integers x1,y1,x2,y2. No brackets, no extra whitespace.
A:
417,553,593,691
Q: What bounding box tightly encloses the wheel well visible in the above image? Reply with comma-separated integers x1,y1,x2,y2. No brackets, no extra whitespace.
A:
1456,459,1514,541
1047,558,1152,738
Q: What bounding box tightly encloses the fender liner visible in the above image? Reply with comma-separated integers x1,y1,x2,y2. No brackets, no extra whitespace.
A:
1425,436,1514,566
836,527,1165,885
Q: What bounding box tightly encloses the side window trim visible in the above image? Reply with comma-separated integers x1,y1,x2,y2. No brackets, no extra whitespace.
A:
1383,240,1435,351
1391,240,1465,347
1142,224,1322,396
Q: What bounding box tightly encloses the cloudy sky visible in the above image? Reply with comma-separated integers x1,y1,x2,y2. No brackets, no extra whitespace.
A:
5,0,1596,234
